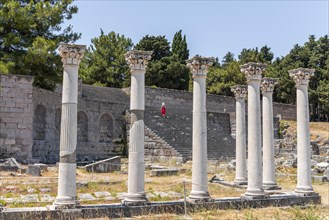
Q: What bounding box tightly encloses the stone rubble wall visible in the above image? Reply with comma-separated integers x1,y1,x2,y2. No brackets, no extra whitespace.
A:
0,74,34,162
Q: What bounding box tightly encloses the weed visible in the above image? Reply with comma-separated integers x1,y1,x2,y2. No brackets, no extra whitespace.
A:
5,192,13,198
243,210,259,220
0,200,6,206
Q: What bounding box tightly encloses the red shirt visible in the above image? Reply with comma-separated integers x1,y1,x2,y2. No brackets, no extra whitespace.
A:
161,106,166,115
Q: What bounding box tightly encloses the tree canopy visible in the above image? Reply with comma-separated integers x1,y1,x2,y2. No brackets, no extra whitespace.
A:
207,61,246,96
266,35,329,121
79,30,133,88
145,55,190,90
0,0,80,89
134,35,171,61
134,32,190,90
172,30,189,63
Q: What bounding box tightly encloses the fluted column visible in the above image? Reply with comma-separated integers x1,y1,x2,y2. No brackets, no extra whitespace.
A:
54,43,85,208
187,56,213,202
123,50,152,205
261,77,280,190
231,85,248,185
289,68,316,195
241,62,266,198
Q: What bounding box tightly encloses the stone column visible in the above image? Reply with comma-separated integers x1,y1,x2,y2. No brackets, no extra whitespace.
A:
289,68,316,195
186,56,213,202
54,43,85,208
123,50,152,205
240,62,266,198
231,85,248,185
260,77,280,190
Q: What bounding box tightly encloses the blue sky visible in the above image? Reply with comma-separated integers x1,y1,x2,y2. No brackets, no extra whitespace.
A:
65,0,329,61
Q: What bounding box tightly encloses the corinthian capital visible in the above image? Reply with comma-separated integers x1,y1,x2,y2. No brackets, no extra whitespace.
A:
58,43,86,66
288,68,314,86
125,50,152,71
186,56,214,78
231,85,247,99
240,62,266,81
260,77,278,93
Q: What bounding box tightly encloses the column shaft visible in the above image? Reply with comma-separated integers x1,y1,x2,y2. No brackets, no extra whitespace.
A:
295,85,313,193
190,77,209,200
125,71,147,204
123,50,152,205
55,65,78,207
235,98,247,185
262,92,278,189
245,80,265,196
54,44,85,208
186,55,213,202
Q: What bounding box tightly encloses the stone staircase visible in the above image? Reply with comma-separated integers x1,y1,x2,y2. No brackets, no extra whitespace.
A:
126,107,236,162
143,107,235,161
125,111,183,162
144,126,183,162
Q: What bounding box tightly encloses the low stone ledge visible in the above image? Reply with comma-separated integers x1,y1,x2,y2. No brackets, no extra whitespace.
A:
150,168,179,177
84,156,121,173
0,194,321,219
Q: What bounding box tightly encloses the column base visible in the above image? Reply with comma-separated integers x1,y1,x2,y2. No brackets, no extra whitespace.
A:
243,188,266,199
123,193,148,206
295,186,317,196
234,178,248,185
187,191,211,203
53,196,79,209
263,182,281,190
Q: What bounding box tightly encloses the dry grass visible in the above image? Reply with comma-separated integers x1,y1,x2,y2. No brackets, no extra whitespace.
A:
1,162,328,219
136,205,329,220
282,120,329,144
1,122,328,217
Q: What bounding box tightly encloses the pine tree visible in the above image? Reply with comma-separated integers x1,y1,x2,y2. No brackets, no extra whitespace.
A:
0,0,80,89
79,30,133,88
172,30,189,63
134,35,170,61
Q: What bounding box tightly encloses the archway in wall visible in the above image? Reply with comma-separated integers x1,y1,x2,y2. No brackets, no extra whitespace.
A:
78,111,88,142
33,104,46,140
99,113,113,142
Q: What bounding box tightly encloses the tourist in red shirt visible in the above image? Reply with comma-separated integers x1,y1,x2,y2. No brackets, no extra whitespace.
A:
161,102,166,118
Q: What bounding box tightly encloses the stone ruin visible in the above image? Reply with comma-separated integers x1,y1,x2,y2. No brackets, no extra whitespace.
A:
0,45,322,219
0,72,296,165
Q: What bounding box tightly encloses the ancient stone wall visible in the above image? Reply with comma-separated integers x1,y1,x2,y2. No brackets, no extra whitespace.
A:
32,85,129,164
0,74,34,162
125,87,297,120
1,74,297,164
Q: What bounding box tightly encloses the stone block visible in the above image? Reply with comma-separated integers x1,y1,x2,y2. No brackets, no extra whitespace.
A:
84,156,121,173
6,123,17,129
6,102,15,108
94,191,111,198
0,157,20,172
77,181,88,188
40,188,52,193
40,194,55,202
312,175,327,183
4,139,15,146
34,163,48,172
150,168,179,177
26,165,41,176
79,193,95,201
21,194,39,203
